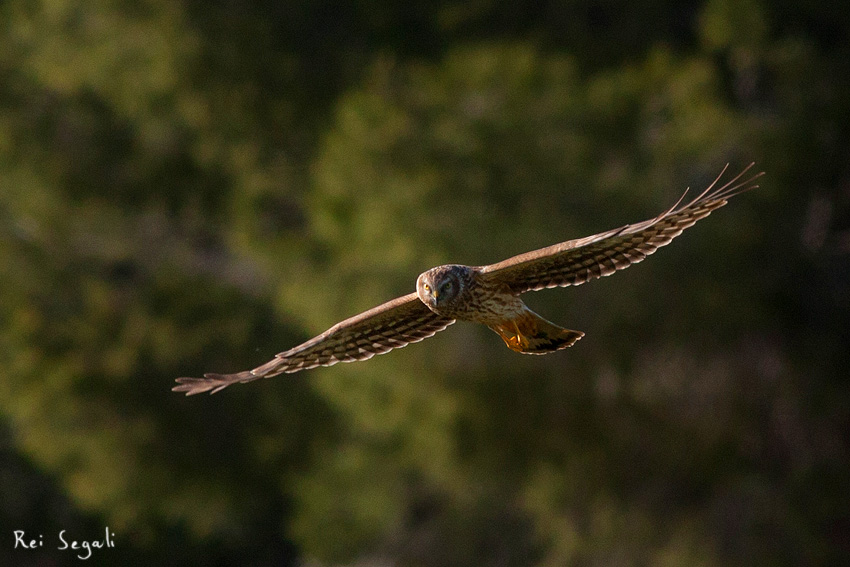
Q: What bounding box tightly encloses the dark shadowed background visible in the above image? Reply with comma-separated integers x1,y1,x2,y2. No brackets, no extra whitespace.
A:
1,1,848,565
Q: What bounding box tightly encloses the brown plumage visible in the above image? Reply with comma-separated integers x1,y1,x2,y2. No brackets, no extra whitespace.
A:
174,163,762,395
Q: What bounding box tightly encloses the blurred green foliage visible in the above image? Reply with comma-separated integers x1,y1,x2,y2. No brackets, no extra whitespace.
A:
1,0,848,565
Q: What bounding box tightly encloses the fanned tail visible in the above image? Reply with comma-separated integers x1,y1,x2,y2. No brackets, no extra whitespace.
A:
488,309,584,354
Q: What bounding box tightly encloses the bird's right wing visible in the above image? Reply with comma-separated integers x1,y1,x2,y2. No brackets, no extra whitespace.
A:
480,163,763,294
174,293,454,395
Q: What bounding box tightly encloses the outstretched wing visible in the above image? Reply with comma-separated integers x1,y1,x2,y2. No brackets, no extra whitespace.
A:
174,293,454,395
480,163,763,294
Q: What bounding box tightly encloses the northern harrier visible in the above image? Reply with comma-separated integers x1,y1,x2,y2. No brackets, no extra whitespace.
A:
175,163,762,395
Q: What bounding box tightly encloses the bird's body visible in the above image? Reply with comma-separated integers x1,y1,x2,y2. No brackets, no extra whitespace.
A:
174,163,762,395
416,264,518,325
416,264,583,353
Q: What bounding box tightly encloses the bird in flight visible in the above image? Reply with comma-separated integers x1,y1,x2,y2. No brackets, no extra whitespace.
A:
174,163,762,395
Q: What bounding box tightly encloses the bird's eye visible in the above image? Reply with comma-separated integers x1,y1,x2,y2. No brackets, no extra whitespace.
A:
423,283,431,292
443,281,453,291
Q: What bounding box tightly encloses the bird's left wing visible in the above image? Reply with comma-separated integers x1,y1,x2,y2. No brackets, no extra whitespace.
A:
174,293,454,395
479,163,763,294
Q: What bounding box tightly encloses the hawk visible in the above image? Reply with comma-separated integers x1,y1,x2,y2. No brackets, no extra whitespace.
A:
175,163,762,395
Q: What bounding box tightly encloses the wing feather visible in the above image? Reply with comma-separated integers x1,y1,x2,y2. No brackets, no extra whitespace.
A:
480,163,763,293
174,293,454,395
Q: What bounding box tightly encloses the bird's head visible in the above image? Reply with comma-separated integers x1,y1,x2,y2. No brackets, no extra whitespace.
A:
416,264,470,313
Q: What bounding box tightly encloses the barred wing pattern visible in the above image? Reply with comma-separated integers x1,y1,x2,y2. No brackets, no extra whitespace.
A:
480,163,763,294
174,294,455,395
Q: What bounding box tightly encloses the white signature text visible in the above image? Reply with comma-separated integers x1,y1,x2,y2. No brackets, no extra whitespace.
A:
13,528,115,560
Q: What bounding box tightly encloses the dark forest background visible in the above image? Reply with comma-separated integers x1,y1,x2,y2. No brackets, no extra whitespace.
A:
1,1,848,565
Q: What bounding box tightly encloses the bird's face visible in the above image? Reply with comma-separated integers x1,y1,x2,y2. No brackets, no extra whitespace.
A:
417,265,468,313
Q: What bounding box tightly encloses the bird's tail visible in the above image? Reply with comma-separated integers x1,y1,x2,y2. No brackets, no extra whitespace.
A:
488,309,584,354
